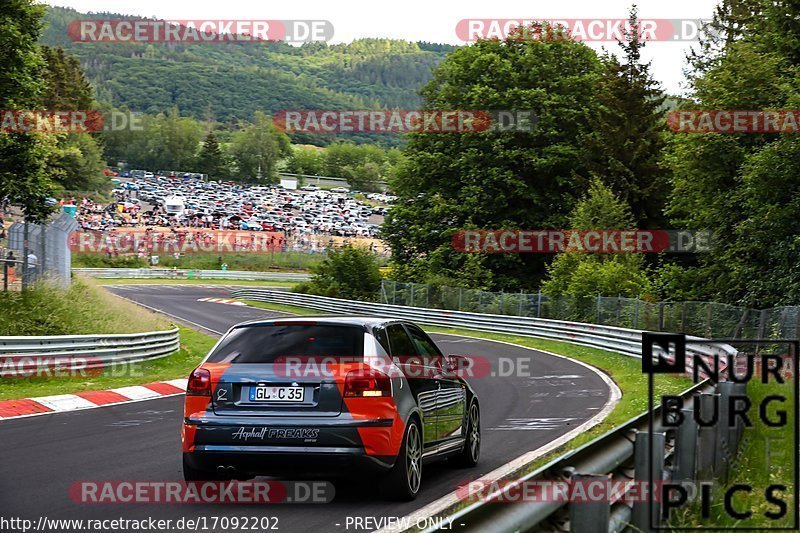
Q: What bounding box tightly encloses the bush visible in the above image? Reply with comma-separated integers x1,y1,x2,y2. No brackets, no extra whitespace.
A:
72,253,148,268
294,245,381,301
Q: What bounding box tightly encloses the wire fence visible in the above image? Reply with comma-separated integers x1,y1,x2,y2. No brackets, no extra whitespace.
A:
379,280,800,340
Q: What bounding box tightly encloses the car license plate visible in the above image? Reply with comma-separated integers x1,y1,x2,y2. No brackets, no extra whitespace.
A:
249,386,304,402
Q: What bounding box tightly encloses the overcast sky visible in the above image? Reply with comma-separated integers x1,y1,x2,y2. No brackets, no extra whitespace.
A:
45,0,720,95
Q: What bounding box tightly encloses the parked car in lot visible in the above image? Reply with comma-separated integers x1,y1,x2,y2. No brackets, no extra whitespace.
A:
181,317,480,500
110,173,392,240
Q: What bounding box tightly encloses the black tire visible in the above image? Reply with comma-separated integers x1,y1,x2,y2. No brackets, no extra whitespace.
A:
380,418,423,501
182,455,224,482
452,401,480,467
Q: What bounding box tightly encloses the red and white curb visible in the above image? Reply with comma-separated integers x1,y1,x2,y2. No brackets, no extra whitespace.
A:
0,378,187,421
198,297,246,306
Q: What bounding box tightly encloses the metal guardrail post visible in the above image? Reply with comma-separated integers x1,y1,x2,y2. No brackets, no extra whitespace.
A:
715,381,735,481
732,382,748,448
632,430,666,533
569,474,611,533
674,407,698,483
22,221,29,290
696,393,719,480
608,502,633,533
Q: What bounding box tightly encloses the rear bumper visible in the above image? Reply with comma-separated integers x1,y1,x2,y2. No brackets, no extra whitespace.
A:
184,448,395,477
183,416,401,476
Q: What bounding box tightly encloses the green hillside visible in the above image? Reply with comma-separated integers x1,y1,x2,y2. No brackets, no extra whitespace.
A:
40,6,456,123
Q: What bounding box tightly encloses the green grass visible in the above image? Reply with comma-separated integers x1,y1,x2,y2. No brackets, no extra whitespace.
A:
72,251,327,271
669,378,796,529
0,279,168,335
89,278,300,288
0,326,216,400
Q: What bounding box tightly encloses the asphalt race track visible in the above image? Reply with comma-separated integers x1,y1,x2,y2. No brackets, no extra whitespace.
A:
0,285,612,532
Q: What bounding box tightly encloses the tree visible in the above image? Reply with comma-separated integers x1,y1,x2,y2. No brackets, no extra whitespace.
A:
40,46,93,110
663,0,800,307
383,26,604,289
322,142,389,191
40,45,106,191
195,131,231,180
150,108,204,171
229,111,291,183
284,146,325,176
542,179,652,298
0,0,56,221
582,6,670,228
48,133,106,191
295,245,382,301
686,0,762,76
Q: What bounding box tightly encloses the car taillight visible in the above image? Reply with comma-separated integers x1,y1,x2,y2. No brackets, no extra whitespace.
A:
344,368,392,398
187,368,211,396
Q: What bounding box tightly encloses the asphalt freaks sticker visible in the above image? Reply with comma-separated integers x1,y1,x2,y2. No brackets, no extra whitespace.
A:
232,427,320,441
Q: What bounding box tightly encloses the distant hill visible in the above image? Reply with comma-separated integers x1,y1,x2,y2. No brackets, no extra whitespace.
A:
40,6,456,133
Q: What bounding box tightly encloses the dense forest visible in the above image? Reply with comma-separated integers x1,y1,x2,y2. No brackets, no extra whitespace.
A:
6,1,800,308
40,6,453,132
384,2,800,308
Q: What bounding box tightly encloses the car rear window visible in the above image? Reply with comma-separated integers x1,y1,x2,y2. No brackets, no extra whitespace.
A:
206,324,364,364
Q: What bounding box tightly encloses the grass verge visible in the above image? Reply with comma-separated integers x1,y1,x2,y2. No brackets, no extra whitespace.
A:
72,251,328,271
0,280,217,400
669,378,796,529
0,279,168,335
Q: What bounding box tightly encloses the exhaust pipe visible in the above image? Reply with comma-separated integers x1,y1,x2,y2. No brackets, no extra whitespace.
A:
216,465,237,475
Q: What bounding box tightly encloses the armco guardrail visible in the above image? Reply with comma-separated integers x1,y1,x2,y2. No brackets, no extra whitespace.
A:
73,268,310,282
0,328,180,376
230,289,733,367
231,289,739,532
426,379,744,533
